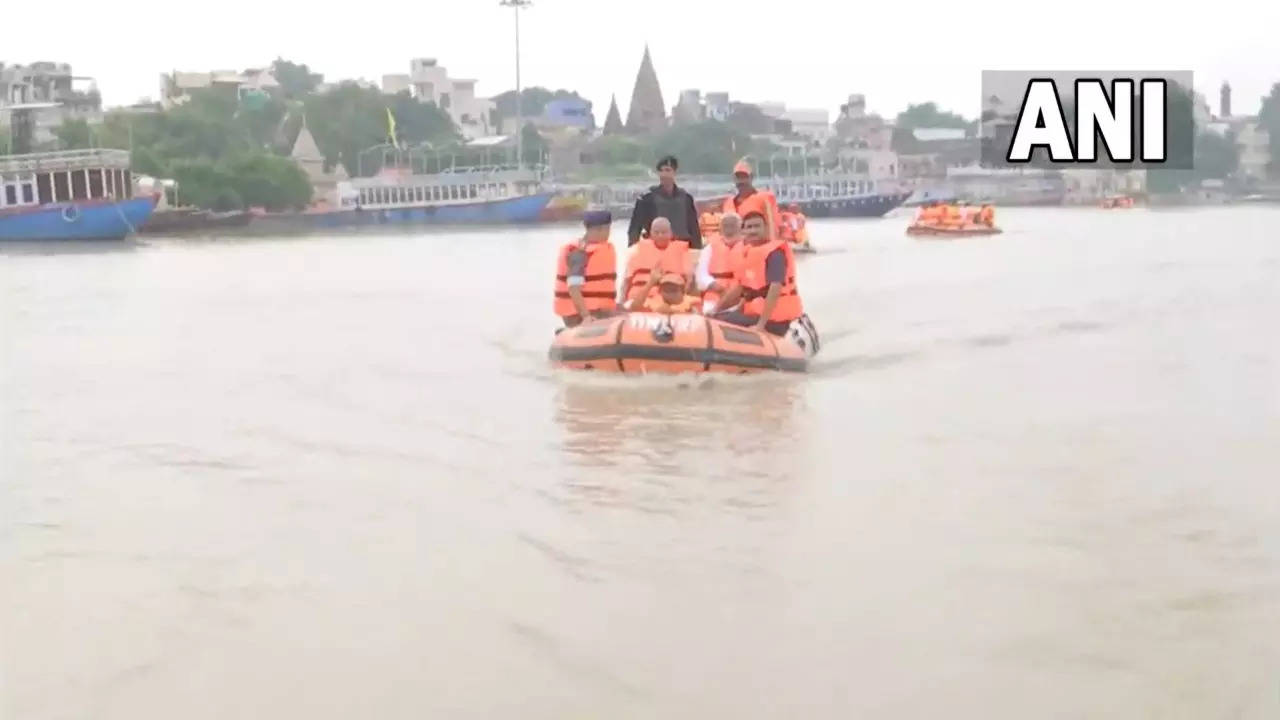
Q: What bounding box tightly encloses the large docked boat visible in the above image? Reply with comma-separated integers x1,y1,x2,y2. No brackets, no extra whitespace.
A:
255,163,556,231
0,147,157,241
593,170,910,220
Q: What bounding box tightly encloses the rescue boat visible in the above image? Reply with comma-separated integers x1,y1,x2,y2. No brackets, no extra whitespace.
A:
1100,195,1135,209
549,312,814,374
906,223,1003,238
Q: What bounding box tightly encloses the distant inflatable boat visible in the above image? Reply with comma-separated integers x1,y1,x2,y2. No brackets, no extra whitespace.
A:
549,313,816,374
906,224,1003,238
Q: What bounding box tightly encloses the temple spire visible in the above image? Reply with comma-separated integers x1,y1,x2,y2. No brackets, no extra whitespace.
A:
625,45,666,135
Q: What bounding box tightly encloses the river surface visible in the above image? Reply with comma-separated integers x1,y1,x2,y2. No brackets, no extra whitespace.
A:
3,207,1280,719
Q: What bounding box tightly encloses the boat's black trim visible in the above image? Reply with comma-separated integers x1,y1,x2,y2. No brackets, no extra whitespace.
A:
612,317,626,372
550,343,806,373
701,315,714,372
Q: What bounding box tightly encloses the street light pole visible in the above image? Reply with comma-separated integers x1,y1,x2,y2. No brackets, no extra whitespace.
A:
500,0,532,169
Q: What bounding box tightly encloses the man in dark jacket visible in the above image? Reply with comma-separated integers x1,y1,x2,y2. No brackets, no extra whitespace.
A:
626,155,702,249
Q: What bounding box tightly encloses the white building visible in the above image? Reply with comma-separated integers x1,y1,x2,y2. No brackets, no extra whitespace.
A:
783,108,831,141
407,58,494,139
0,61,103,146
705,92,730,122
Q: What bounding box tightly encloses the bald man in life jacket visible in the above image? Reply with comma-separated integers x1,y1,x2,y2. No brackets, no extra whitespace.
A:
722,159,781,242
620,216,692,308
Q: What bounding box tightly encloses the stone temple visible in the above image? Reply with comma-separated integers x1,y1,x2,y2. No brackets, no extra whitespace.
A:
625,45,666,135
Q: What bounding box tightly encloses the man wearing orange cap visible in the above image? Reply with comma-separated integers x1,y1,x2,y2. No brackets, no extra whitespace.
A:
638,272,700,314
722,159,781,241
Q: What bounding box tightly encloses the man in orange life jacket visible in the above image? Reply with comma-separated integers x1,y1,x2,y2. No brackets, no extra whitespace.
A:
722,159,780,241
553,210,618,328
627,155,702,249
620,216,691,308
709,211,803,336
695,211,746,313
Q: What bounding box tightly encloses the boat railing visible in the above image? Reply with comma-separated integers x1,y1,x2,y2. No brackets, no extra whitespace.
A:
0,148,131,175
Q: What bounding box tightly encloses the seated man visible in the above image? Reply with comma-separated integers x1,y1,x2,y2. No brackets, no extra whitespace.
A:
638,272,700,314
695,211,746,314
620,216,691,308
709,211,803,337
553,209,618,327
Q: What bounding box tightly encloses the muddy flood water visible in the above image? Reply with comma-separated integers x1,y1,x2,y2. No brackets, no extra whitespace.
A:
3,206,1280,719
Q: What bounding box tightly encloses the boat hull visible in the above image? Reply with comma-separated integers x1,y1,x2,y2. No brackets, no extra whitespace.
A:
550,313,809,375
139,208,251,234
0,196,157,241
906,224,1003,238
317,192,554,229
795,191,911,218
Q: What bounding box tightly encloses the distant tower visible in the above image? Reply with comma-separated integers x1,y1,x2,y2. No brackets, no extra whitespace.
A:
603,95,624,135
1220,81,1232,119
625,45,666,134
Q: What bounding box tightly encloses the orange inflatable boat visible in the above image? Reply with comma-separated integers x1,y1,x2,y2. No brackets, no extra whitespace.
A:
906,223,1003,238
549,312,811,374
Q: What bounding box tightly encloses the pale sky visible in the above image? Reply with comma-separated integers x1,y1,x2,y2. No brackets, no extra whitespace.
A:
7,0,1277,121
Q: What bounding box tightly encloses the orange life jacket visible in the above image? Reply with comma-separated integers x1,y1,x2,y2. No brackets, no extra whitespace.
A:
624,237,690,303
723,188,780,239
643,293,700,314
778,211,797,242
554,241,618,317
700,236,747,308
978,206,994,226
736,239,802,323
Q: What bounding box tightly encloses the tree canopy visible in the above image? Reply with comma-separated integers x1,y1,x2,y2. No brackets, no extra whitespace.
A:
895,102,971,130
1258,82,1280,176
491,87,593,127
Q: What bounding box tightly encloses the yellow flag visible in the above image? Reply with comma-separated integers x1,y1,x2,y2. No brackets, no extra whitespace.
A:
385,107,399,148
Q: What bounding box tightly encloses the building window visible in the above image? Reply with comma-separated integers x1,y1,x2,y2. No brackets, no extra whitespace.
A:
22,183,34,204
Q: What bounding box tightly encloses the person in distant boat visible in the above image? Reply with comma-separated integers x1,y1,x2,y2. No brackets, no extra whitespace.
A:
637,272,700,314
977,204,995,227
710,211,803,336
787,203,809,245
621,216,692,308
696,211,747,313
554,210,618,328
722,159,780,241
627,155,702,249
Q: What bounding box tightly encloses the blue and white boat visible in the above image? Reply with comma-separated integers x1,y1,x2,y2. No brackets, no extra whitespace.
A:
295,164,553,230
0,149,157,241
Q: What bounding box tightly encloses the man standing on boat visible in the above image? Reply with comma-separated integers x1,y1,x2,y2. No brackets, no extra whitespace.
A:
627,155,702,249
722,159,780,241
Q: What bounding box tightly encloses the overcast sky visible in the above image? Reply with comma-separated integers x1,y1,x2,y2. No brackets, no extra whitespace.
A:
7,0,1277,121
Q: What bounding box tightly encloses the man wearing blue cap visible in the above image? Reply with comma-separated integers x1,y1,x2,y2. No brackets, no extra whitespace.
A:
553,210,619,327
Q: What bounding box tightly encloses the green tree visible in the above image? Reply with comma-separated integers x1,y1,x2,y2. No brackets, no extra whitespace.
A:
1194,129,1239,179
271,58,322,99
304,84,459,176
491,87,592,127
53,118,94,149
1258,82,1280,176
895,102,970,130
226,153,312,210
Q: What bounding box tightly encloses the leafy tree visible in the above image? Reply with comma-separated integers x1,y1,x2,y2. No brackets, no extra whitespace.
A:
304,84,458,176
725,102,775,135
272,58,322,99
1258,82,1280,176
226,153,312,210
54,118,94,149
895,102,970,130
491,87,591,126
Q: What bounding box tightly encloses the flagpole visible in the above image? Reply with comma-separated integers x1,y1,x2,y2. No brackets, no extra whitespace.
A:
499,0,531,170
